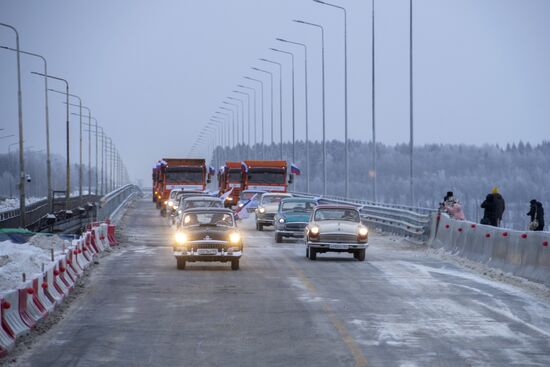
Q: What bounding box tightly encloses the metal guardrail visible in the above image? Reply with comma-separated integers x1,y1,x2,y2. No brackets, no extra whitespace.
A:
292,192,436,243
96,184,142,221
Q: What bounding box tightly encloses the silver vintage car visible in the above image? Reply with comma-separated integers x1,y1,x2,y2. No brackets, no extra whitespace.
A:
305,205,368,261
255,192,292,231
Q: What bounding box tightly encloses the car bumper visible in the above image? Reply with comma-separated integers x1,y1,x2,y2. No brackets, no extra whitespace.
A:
256,213,276,225
275,229,305,238
307,242,368,252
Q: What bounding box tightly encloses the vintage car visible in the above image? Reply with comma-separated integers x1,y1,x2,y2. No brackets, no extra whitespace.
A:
173,208,243,270
175,196,224,227
237,190,265,212
255,192,293,231
305,205,368,261
274,197,317,242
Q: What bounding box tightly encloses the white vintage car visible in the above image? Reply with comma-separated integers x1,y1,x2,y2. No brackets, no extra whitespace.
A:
305,205,368,261
255,192,293,231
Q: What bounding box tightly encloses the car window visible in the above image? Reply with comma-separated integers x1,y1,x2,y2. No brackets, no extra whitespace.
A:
182,212,234,227
262,196,287,204
184,200,222,209
281,201,315,212
313,208,360,222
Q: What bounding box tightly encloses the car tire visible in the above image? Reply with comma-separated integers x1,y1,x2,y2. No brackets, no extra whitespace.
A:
258,223,263,231
275,233,283,243
176,258,186,270
305,246,309,258
355,249,366,261
231,259,240,270
161,209,166,217
308,248,317,260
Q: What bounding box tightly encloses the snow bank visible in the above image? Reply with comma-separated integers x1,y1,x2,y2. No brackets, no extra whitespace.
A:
0,234,69,294
0,196,46,213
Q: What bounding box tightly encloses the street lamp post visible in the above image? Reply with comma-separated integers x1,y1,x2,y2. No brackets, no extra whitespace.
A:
270,48,296,166
409,0,414,206
251,68,274,157
0,23,26,226
313,0,349,198
227,97,245,146
233,90,251,151
244,76,265,159
294,20,326,195
276,38,310,193
238,85,257,158
259,58,283,161
32,72,71,207
219,107,236,151
69,105,92,195
1,45,53,210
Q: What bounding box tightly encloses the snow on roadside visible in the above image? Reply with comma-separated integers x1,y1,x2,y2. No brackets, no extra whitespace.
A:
0,235,70,294
0,197,46,213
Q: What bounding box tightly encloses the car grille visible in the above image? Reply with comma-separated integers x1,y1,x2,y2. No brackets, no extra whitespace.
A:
285,223,307,231
319,233,357,243
190,243,225,250
263,213,275,220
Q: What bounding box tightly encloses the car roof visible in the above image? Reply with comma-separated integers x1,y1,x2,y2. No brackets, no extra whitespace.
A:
182,208,234,214
314,204,358,210
281,197,316,203
262,192,292,197
183,196,221,202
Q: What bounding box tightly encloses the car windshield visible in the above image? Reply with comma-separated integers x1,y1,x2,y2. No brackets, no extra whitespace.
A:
183,200,222,209
262,196,287,204
228,169,241,182
182,212,234,227
241,192,261,200
248,169,286,184
313,208,360,222
281,201,315,212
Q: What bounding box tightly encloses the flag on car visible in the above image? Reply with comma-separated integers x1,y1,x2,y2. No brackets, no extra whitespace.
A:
219,188,233,201
208,166,216,175
290,163,301,176
234,194,258,220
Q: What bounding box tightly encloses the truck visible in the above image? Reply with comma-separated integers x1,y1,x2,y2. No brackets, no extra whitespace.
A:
241,160,293,193
157,158,210,216
218,161,244,207
152,164,161,203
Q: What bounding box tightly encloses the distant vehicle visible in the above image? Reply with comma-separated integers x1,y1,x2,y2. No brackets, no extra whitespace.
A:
241,160,294,193
274,197,317,242
156,158,211,216
218,162,243,207
237,190,265,212
305,205,368,261
152,164,161,203
173,208,243,270
255,193,293,231
175,196,224,227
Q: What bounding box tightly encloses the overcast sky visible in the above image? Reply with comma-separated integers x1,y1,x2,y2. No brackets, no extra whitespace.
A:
1,0,549,183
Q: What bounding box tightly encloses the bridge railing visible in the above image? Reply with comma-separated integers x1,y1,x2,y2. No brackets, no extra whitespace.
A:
96,184,142,222
291,192,437,243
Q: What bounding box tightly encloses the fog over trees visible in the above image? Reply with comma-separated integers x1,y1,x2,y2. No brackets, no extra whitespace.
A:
214,140,550,230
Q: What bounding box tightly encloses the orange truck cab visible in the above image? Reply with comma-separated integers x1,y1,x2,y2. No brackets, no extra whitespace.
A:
241,160,293,193
158,158,210,216
218,161,243,207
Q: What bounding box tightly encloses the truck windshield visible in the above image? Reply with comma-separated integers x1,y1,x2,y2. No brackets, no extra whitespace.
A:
248,169,286,184
228,169,242,183
166,168,203,183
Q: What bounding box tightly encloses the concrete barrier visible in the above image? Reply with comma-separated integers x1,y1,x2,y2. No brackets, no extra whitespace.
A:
432,215,550,286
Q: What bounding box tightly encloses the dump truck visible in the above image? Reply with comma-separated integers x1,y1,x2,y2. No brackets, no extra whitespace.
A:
241,160,293,193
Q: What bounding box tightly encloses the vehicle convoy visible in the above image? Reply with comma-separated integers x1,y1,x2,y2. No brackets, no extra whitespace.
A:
157,158,210,216
173,208,243,270
241,160,293,193
305,205,368,261
255,193,293,231
274,197,317,242
176,196,224,227
237,189,265,212
218,162,243,207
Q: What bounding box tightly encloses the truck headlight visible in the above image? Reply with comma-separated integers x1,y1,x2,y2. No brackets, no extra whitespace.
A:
258,207,265,214
164,200,168,205
278,218,285,224
175,232,187,244
226,197,233,202
168,200,174,207
229,232,241,244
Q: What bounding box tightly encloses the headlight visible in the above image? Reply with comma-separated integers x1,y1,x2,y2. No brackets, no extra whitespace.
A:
164,200,168,205
358,227,368,237
309,226,319,235
259,207,265,214
175,232,187,244
168,200,174,207
238,203,244,208
229,232,241,244
226,197,233,201
178,210,182,215
173,205,178,210
278,218,285,224
184,215,191,224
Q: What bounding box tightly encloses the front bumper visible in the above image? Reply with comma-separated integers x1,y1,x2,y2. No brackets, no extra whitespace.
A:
275,222,307,237
256,213,276,225
307,241,368,252
173,240,242,260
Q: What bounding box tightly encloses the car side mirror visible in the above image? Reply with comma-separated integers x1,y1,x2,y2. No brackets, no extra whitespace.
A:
288,174,294,184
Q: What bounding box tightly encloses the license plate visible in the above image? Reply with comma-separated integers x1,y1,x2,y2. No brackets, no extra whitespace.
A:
197,249,218,255
329,244,349,250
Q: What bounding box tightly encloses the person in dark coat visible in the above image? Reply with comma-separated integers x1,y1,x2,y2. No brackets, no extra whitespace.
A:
481,194,498,226
527,200,545,231
491,187,506,226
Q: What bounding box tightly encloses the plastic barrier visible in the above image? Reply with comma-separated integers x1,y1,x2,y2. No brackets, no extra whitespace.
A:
107,224,119,246
432,215,550,286
1,290,29,338
0,298,15,356
33,277,55,314
20,283,45,325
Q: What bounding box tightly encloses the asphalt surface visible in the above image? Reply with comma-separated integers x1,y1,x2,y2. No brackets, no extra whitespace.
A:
11,199,550,366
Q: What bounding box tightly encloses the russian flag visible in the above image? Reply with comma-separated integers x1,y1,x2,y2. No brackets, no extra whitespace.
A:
290,163,301,176
241,161,249,173
208,166,216,175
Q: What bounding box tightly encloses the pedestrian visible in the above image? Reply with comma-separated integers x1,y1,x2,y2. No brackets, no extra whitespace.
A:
481,194,498,226
527,199,545,231
490,187,505,226
445,198,465,220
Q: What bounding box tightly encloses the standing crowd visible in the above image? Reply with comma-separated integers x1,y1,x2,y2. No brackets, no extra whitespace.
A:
439,187,545,231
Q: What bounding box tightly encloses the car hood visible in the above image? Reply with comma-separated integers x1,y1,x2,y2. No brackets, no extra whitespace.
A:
312,220,361,233
279,211,311,223
183,226,233,241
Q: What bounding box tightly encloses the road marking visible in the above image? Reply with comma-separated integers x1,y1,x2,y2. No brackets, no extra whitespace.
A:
283,256,368,367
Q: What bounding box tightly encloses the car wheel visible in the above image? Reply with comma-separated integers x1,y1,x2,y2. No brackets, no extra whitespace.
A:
161,209,166,217
305,246,309,258
176,258,186,270
258,223,263,231
275,233,283,243
308,248,317,260
355,249,366,261
231,259,240,270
